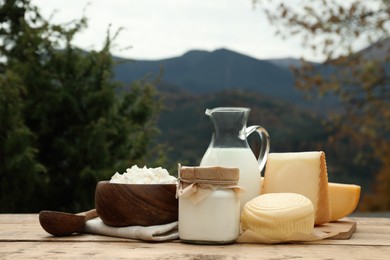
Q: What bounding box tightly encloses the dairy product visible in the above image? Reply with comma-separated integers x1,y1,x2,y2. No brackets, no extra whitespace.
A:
262,151,331,225
200,147,261,210
179,189,240,243
177,166,241,244
241,193,315,241
109,165,177,184
328,182,361,221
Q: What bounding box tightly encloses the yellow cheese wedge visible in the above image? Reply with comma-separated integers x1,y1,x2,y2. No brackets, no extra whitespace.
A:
262,151,331,225
328,182,361,221
241,193,314,240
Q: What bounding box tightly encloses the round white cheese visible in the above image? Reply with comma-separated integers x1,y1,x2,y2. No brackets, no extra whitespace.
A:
241,193,315,240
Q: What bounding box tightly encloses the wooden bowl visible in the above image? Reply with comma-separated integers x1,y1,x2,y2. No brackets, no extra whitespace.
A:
95,181,178,227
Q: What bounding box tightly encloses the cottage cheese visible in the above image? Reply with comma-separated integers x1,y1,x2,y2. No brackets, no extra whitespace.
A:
109,165,177,184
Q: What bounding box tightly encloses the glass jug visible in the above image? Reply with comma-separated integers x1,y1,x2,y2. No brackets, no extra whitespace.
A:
200,107,270,209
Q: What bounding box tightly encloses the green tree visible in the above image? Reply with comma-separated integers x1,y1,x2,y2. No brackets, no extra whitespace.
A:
0,0,163,212
255,0,390,210
0,70,46,212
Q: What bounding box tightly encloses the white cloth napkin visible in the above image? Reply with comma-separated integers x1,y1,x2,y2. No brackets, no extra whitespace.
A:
82,217,179,242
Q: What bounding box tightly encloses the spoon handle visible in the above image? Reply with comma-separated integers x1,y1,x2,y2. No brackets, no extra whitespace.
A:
78,209,98,221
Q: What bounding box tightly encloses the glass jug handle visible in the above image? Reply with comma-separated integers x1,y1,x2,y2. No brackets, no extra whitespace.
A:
245,125,270,172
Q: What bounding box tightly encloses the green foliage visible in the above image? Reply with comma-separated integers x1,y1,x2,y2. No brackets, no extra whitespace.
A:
0,0,163,212
0,70,46,212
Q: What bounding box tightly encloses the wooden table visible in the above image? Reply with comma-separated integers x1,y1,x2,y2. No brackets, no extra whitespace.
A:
1,214,389,259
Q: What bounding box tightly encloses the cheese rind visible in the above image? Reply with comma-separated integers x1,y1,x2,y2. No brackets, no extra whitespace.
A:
241,193,314,240
262,151,331,225
328,182,361,221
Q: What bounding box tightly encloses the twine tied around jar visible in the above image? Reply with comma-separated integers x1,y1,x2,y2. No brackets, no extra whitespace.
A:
176,164,245,205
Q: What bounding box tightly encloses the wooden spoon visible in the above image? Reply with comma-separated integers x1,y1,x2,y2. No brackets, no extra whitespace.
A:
39,209,97,236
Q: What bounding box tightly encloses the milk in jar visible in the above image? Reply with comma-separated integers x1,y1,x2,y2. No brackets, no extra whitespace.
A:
177,165,242,244
200,147,261,209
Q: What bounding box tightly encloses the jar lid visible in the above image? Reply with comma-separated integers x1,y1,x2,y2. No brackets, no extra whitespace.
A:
179,165,239,184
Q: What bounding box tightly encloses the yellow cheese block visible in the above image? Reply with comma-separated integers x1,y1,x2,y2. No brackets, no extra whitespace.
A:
241,193,315,240
262,151,331,225
328,182,361,221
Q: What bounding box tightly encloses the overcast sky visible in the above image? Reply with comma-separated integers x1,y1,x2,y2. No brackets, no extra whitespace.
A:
33,0,322,61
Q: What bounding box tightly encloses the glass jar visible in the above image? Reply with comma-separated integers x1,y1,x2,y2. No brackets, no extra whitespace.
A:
177,165,243,244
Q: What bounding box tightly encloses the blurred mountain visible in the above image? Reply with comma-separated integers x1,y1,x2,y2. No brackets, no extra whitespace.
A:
265,57,311,69
113,48,330,110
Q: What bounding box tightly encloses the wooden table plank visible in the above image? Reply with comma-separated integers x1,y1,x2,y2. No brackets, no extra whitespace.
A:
1,241,390,259
2,215,390,245
1,214,390,259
